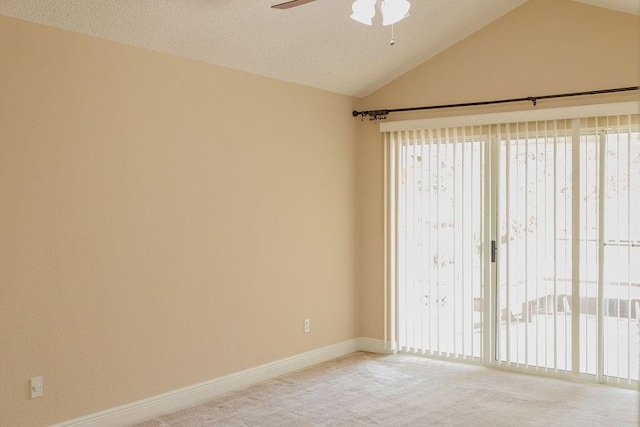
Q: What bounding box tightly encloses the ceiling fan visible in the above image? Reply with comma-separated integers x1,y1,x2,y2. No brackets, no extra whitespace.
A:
271,0,317,9
271,0,410,27
271,0,411,46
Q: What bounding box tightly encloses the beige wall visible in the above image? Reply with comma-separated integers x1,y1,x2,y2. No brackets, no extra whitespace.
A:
3,0,640,424
356,0,640,339
0,15,358,426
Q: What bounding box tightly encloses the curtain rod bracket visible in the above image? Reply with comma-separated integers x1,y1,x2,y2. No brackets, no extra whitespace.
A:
352,110,390,120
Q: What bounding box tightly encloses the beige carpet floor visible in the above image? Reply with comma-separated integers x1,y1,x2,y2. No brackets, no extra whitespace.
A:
135,352,639,426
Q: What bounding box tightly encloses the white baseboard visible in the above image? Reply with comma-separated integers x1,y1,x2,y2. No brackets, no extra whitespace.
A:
54,337,386,427
356,337,391,354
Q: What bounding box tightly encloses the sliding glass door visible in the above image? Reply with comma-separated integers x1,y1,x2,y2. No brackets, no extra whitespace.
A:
496,120,574,373
391,128,485,359
598,117,640,382
388,109,639,386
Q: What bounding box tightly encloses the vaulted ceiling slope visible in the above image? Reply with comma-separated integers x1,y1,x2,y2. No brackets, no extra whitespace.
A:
0,0,637,97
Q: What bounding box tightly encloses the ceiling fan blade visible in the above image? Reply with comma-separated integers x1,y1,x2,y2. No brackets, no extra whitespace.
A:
271,0,317,9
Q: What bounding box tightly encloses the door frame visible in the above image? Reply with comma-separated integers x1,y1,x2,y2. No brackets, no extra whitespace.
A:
382,102,640,388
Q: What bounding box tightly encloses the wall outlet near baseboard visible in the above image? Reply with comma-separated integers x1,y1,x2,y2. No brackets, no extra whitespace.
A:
30,376,43,399
303,318,310,333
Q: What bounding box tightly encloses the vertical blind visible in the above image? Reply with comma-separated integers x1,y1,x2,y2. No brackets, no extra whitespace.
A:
386,109,639,386
590,115,640,383
496,120,575,373
387,127,487,359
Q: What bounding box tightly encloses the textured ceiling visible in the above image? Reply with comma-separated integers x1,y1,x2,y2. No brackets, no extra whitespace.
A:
0,0,637,97
573,0,640,14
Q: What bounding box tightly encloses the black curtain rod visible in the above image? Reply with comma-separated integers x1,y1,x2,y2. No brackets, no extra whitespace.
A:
352,86,640,120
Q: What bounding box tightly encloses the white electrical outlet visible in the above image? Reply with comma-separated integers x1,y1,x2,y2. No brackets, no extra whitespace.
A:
30,376,43,399
304,318,310,333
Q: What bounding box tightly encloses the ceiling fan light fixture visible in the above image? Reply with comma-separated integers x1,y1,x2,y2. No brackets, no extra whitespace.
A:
381,0,410,26
351,0,377,25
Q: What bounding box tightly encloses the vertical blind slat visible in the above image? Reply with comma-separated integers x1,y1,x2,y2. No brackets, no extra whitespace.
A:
552,121,557,370
627,115,632,384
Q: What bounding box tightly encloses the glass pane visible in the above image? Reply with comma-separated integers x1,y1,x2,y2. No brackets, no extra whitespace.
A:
601,124,640,382
498,121,573,372
397,128,484,358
